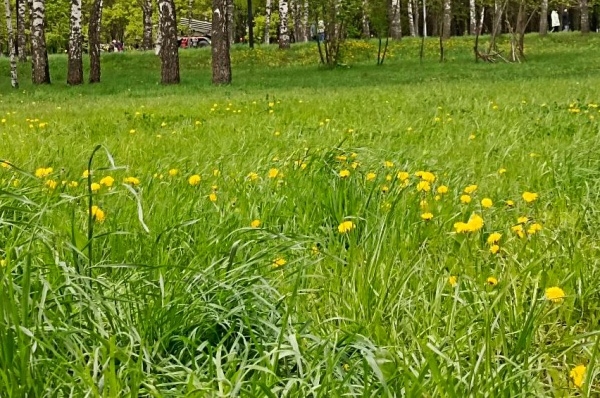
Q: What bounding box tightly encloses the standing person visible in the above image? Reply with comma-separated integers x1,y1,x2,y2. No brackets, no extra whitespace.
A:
562,9,570,31
551,10,560,32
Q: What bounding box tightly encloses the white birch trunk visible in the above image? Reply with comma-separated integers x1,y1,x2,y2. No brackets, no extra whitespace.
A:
67,0,83,85
4,0,18,88
407,0,415,37
469,0,476,34
422,0,427,37
17,0,27,61
264,0,272,43
362,0,370,38
390,0,401,39
279,0,290,49
302,0,308,41
31,0,50,84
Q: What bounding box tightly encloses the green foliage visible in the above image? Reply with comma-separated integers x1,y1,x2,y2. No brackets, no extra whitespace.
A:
1,33,600,395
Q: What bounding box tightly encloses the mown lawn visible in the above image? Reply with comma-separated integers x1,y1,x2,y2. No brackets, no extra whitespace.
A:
1,33,600,396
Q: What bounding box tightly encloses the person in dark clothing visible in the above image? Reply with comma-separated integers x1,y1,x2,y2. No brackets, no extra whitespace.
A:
562,9,570,31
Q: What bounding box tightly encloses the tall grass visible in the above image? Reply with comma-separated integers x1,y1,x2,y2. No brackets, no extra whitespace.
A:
1,33,600,396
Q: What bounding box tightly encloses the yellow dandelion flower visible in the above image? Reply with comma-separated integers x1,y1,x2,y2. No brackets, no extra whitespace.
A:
570,365,586,388
397,171,409,181
247,172,259,181
464,185,478,194
448,276,457,287
454,222,470,233
481,198,493,208
498,168,507,174
381,185,389,193
490,244,500,254
90,182,101,192
336,155,348,162
522,191,539,203
188,174,201,186
272,257,286,268
527,223,542,235
506,200,515,207
487,233,502,245
339,169,351,178
35,167,53,178
90,205,106,223
168,169,179,176
486,277,498,286
366,172,377,182
45,179,58,190
68,181,79,188
124,177,140,186
99,176,114,187
437,185,449,194
417,181,431,192
460,195,472,204
268,168,279,179
384,161,394,168
213,169,220,177
251,219,261,228
386,174,392,182
511,224,525,238
421,212,433,221
545,286,566,303
467,214,484,231
1,161,11,169
338,220,356,234
416,171,436,183
209,193,217,202
518,216,529,224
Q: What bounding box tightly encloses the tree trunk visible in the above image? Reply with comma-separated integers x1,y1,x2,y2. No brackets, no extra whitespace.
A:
362,0,370,38
414,0,419,36
389,0,401,39
488,0,503,52
407,0,416,37
264,0,272,43
31,0,50,84
88,0,102,83
67,0,83,85
539,0,548,35
469,0,476,34
422,0,427,37
157,0,180,84
142,0,153,50
302,0,309,41
212,0,231,84
580,0,589,33
17,0,27,61
227,0,234,44
4,0,18,88
292,0,302,42
279,0,290,48
442,0,451,39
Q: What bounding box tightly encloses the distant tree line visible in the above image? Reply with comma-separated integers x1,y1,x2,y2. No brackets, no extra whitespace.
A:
2,0,599,87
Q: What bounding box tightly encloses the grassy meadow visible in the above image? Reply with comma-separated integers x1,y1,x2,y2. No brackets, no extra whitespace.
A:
1,33,600,396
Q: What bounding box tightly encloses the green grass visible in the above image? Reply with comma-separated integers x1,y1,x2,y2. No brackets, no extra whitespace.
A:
1,33,600,396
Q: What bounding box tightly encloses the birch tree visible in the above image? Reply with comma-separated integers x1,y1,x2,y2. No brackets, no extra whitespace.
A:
227,0,234,44
67,0,83,85
142,0,153,50
31,0,50,84
302,0,309,41
264,0,272,43
17,0,27,62
88,0,102,83
279,0,290,48
580,0,589,33
442,0,451,39
212,0,231,84
389,0,401,39
157,0,180,84
362,0,370,38
4,0,18,88
469,0,476,34
407,0,416,37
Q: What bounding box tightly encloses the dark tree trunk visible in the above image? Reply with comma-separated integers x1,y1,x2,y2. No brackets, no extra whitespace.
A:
212,0,231,84
17,0,27,62
580,0,589,33
142,0,153,50
442,0,451,39
88,0,102,83
31,0,50,84
158,0,180,84
539,0,548,35
67,0,83,85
